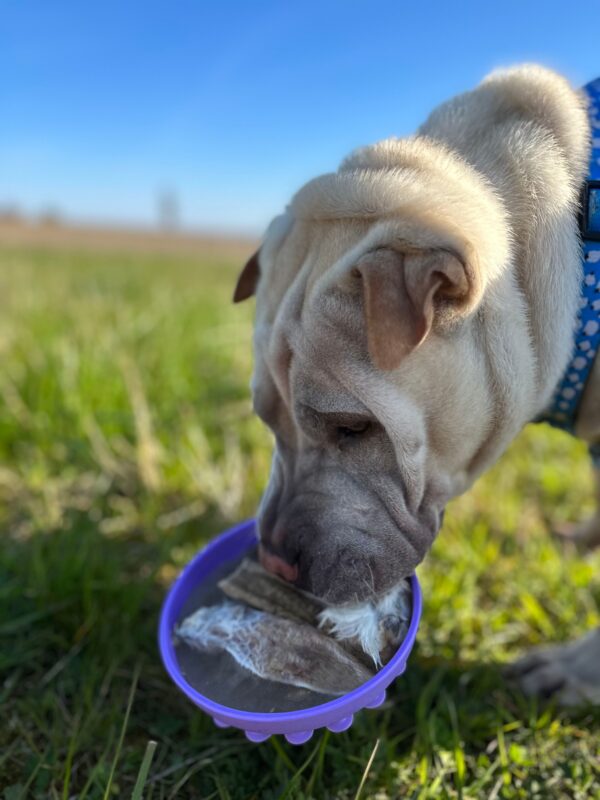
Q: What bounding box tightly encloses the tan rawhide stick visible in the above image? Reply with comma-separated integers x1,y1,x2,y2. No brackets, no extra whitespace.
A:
218,558,325,624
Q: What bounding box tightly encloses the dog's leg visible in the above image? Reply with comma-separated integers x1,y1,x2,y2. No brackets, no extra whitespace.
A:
555,457,600,550
506,628,600,706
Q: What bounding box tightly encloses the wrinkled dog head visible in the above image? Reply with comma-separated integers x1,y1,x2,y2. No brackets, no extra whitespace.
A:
235,137,514,604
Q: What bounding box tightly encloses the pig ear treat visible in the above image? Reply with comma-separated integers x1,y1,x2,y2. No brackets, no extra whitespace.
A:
177,602,375,696
159,520,422,744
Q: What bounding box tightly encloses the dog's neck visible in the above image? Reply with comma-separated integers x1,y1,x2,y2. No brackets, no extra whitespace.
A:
419,74,591,422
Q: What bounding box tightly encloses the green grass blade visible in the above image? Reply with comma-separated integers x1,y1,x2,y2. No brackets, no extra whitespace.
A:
102,663,141,800
354,738,380,800
305,729,330,797
61,715,80,800
131,740,157,800
278,737,323,800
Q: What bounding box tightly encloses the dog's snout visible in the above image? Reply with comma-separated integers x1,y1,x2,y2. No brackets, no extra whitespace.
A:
258,544,299,583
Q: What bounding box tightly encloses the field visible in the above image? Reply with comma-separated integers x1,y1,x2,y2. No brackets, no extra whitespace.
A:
1,238,599,799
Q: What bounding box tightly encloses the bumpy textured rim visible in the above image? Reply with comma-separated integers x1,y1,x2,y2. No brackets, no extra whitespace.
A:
158,520,422,743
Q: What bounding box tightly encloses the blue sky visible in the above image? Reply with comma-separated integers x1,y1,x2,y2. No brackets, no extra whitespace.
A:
1,0,598,234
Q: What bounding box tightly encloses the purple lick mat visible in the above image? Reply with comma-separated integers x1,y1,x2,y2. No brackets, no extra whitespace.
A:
158,519,422,744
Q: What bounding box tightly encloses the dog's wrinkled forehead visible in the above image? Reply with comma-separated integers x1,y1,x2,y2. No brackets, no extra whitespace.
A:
255,213,372,323
253,214,364,376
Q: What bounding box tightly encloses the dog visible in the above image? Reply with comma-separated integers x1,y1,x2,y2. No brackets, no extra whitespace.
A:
233,65,600,705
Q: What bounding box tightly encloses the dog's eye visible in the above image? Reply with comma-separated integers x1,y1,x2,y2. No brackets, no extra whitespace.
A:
335,420,371,440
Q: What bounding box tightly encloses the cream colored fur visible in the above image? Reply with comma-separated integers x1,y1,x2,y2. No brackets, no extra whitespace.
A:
245,65,600,703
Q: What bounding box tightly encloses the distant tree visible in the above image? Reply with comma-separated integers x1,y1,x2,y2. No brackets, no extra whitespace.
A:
38,206,62,226
157,189,180,231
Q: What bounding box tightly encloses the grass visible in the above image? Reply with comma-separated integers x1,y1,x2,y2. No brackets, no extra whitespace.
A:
1,243,599,799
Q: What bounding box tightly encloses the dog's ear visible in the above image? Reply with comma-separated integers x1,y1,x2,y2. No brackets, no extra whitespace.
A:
354,247,475,370
233,250,260,302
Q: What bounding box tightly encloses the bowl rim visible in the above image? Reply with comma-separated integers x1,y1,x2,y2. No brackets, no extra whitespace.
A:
158,519,422,732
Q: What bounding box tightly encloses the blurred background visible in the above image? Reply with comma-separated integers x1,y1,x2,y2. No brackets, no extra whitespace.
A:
2,2,599,798
2,0,599,236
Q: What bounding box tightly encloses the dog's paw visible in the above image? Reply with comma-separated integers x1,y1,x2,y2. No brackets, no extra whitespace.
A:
506,630,600,707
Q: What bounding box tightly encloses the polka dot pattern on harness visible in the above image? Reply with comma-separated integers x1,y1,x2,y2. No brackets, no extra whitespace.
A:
548,253,600,425
538,78,600,469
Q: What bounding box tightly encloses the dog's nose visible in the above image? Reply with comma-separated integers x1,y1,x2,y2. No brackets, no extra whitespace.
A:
258,545,299,583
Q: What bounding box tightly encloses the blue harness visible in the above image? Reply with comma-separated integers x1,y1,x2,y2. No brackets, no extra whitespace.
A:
537,78,600,466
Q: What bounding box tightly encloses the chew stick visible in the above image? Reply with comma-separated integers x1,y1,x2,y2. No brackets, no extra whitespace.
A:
218,558,325,624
